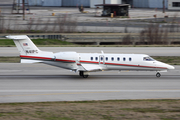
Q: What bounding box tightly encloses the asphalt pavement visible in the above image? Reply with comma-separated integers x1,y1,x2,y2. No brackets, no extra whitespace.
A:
0,47,179,56
0,63,179,103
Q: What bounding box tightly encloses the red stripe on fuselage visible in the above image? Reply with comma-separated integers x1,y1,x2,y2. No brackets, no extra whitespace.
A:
20,55,167,69
20,55,76,63
55,59,75,63
80,60,99,64
105,62,167,69
80,60,167,69
20,55,52,60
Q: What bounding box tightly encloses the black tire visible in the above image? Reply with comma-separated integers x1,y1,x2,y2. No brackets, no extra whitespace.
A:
156,72,161,78
79,71,83,76
83,75,89,78
79,71,89,78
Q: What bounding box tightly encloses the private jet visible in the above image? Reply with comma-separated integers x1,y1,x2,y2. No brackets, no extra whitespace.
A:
6,35,175,78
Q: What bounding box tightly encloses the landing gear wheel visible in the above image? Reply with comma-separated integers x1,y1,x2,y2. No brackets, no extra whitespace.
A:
156,72,161,78
79,71,83,76
79,71,89,78
83,75,89,78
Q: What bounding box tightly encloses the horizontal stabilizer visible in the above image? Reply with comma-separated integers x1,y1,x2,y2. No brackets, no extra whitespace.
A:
6,35,28,40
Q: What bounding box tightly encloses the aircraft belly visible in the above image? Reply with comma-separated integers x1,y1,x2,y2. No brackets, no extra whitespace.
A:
79,63,103,72
43,61,77,70
132,67,156,71
106,64,156,71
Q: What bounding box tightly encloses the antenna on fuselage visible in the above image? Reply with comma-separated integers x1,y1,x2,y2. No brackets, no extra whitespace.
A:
101,50,104,54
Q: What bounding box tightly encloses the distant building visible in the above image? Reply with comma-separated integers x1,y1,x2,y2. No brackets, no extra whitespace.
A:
90,0,169,9
25,0,179,10
132,0,168,8
90,0,122,8
95,4,129,16
168,0,180,10
27,0,90,7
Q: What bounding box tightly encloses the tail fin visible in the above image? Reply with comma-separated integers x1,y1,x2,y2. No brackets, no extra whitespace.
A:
6,35,40,55
6,35,53,63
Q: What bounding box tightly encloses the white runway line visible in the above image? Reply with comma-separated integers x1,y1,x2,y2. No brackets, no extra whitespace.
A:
1,89,180,92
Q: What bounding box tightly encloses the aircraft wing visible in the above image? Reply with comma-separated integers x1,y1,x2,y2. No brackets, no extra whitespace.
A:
79,64,102,72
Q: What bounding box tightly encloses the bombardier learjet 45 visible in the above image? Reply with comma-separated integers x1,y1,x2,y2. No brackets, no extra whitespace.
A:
6,35,174,78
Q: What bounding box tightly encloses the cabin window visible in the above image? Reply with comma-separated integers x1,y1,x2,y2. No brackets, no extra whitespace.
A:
129,58,132,61
101,57,103,61
95,57,98,61
91,57,93,61
106,57,108,61
111,57,114,61
143,57,154,61
117,57,120,61
123,57,126,61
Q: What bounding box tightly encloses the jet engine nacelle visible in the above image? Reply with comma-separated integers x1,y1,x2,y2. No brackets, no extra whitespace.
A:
54,52,79,62
53,52,79,70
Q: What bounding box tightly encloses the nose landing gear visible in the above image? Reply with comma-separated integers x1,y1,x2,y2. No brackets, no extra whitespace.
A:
156,72,161,78
79,71,89,78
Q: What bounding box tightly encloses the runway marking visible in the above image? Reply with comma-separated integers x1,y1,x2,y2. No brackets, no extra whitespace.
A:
0,89,180,97
0,91,118,97
1,89,180,92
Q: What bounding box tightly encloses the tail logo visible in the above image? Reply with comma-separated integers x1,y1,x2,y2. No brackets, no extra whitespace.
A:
23,43,28,46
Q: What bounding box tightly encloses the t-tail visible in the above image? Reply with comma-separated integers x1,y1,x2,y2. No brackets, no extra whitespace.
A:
6,35,54,63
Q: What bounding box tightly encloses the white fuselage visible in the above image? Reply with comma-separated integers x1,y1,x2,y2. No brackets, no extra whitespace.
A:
7,35,175,78
20,52,174,72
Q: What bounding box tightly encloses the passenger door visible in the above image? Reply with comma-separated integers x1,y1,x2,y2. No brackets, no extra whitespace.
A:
99,55,104,65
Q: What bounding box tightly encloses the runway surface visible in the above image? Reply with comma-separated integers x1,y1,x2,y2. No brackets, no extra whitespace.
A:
0,63,180,103
0,47,179,56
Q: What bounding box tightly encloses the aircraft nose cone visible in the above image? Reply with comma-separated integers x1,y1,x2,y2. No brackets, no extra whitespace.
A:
168,65,175,70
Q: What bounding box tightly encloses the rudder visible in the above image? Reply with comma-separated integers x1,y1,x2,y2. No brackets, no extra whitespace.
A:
6,35,54,63
6,35,40,55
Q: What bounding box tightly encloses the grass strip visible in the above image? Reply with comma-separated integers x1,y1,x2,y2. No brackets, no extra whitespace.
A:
0,39,180,47
153,56,180,65
0,39,73,46
0,99,180,120
0,57,20,63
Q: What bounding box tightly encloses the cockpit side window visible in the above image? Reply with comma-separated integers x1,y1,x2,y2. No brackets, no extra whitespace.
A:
143,57,154,61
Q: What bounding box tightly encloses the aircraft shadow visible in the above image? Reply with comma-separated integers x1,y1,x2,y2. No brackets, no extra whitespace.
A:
0,75,179,80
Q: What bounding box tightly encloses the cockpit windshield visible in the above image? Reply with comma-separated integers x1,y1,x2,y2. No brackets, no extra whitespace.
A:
143,56,154,61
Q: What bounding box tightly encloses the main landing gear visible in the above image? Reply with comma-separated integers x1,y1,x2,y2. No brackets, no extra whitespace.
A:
156,72,161,78
79,71,89,78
